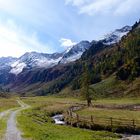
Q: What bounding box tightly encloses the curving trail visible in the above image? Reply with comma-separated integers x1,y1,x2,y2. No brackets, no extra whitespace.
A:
3,100,29,140
0,110,11,120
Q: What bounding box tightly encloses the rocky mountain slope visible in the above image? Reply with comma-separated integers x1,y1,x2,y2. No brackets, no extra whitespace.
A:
0,41,92,76
0,23,139,96
102,25,131,45
0,25,131,75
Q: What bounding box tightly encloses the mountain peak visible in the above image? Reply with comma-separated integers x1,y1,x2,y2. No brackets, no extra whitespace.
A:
9,52,63,75
102,25,132,45
116,25,131,32
0,25,132,75
59,40,90,64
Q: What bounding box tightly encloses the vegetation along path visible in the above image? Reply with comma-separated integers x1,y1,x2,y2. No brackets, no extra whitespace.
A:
3,100,29,140
66,105,140,140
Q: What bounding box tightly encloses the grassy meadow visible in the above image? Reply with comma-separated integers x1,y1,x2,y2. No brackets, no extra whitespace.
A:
1,96,140,139
0,97,19,138
17,96,120,140
91,76,140,98
0,117,7,139
77,107,140,120
0,97,19,112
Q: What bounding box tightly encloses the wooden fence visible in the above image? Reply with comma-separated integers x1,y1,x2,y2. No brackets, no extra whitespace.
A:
64,108,140,133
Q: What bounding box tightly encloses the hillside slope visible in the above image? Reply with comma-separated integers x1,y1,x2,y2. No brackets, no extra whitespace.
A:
40,21,140,97
1,22,139,97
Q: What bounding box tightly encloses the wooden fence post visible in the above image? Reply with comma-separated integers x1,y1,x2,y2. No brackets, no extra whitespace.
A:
132,119,135,129
110,117,113,128
77,114,79,122
70,110,72,126
70,110,72,118
91,115,94,123
67,110,69,116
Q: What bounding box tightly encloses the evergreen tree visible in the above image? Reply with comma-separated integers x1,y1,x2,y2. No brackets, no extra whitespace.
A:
81,63,96,107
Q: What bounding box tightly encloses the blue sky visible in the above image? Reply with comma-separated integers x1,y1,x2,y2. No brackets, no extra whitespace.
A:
0,0,140,57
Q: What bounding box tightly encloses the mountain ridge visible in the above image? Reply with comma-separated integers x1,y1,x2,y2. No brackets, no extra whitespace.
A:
0,25,131,75
1,23,139,97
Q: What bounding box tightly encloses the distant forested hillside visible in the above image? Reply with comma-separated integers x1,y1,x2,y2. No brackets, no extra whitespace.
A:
43,21,140,97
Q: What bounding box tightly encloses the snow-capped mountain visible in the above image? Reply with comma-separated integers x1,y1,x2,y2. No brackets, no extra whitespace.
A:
102,26,132,45
9,41,91,75
0,42,91,75
0,22,136,93
59,41,91,64
0,25,132,76
58,26,132,64
0,57,17,70
10,52,63,75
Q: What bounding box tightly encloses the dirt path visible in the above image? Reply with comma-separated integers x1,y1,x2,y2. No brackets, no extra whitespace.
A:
0,110,11,119
3,100,29,140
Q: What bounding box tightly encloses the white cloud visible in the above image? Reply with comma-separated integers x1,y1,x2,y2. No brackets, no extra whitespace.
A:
0,19,51,57
59,38,76,49
79,0,120,15
114,0,140,16
0,0,55,28
65,0,140,16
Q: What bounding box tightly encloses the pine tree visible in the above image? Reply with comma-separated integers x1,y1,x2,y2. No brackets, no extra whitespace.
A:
81,63,96,107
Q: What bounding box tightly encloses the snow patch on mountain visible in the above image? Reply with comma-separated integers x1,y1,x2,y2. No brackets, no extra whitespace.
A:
0,57,17,69
60,52,83,64
0,25,132,75
102,26,132,45
36,57,62,68
59,41,90,64
9,52,63,75
10,61,26,75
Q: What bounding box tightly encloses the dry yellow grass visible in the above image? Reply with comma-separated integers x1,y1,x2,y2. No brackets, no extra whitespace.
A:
0,98,19,112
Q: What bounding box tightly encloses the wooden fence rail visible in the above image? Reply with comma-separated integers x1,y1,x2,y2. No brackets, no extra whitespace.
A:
64,110,140,131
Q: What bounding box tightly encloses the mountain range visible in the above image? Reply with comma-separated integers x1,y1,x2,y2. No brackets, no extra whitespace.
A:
1,22,140,97
0,25,131,75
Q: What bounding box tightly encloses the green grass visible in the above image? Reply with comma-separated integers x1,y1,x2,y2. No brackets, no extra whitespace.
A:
91,76,126,98
77,107,140,121
21,95,140,107
0,98,19,112
74,107,140,132
0,118,6,139
0,97,20,139
94,98,140,105
17,97,120,140
21,96,140,120
21,96,81,106
91,76,140,98
18,109,119,140
17,96,140,139
0,111,10,139
54,76,140,99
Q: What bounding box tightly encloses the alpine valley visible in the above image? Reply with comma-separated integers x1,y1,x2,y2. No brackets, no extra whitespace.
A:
0,22,140,97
